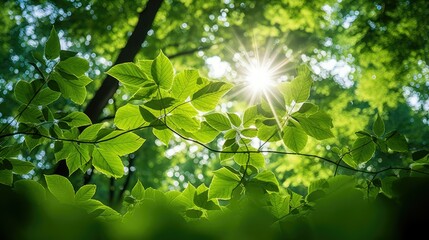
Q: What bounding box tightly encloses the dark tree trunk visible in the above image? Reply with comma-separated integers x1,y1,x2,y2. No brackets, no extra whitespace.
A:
54,0,164,177
85,0,164,123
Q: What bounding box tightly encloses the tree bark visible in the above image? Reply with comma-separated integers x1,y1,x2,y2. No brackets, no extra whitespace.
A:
84,0,164,123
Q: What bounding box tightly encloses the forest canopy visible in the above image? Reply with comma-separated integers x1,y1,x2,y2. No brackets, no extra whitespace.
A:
1,0,429,239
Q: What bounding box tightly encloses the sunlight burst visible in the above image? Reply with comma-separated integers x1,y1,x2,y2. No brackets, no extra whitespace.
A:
245,65,274,93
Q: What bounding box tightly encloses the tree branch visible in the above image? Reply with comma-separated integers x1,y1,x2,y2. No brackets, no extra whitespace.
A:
167,45,214,59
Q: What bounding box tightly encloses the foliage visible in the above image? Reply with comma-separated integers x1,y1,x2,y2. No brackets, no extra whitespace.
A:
1,27,429,239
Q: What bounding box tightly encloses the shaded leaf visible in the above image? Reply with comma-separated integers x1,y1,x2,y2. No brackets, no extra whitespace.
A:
373,113,385,137
44,26,60,60
386,131,408,152
351,136,376,164
61,112,91,127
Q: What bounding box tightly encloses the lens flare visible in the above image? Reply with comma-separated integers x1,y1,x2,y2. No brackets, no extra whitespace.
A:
245,65,273,93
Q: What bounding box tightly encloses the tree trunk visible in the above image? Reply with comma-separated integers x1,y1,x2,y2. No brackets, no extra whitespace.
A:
84,0,164,123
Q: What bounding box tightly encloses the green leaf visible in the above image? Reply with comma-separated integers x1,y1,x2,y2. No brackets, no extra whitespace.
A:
153,128,173,145
241,128,257,138
243,106,258,127
60,50,77,61
234,150,265,169
297,102,319,114
66,143,91,175
194,185,221,210
208,167,241,200
167,114,200,132
355,130,372,137
131,180,145,200
151,51,174,90
386,131,408,152
25,135,41,151
92,148,124,178
280,65,312,105
224,129,236,139
189,122,219,144
77,199,121,221
129,82,158,101
107,63,149,86
186,209,203,218
0,159,13,170
306,189,326,202
57,57,89,77
45,174,75,203
79,123,103,141
44,26,60,60
0,145,20,158
34,88,61,105
32,51,46,65
115,104,145,130
75,184,96,201
0,170,13,186
342,153,358,169
171,69,199,100
204,113,231,131
50,72,91,104
98,131,145,156
137,60,154,78
412,150,429,161
257,124,281,142
15,81,61,106
170,102,198,117
54,141,72,162
61,112,92,127
269,193,290,219
373,113,385,137
253,170,280,192
282,125,308,152
294,111,334,140
14,180,46,201
260,88,287,115
144,97,176,110
351,136,376,164
8,159,34,174
227,113,241,127
191,81,233,111
139,106,158,123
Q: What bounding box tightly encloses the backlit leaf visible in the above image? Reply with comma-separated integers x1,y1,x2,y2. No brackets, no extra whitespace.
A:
208,167,240,200
107,63,149,86
92,148,124,178
151,51,174,90
45,174,75,203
